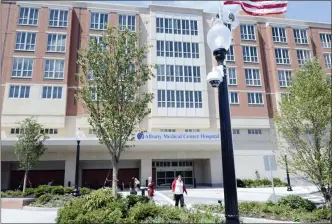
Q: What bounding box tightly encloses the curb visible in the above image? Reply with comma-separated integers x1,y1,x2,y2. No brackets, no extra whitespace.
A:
23,206,61,211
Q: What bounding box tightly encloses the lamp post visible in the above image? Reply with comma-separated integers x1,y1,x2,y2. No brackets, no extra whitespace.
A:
284,154,293,191
72,128,83,196
206,18,239,224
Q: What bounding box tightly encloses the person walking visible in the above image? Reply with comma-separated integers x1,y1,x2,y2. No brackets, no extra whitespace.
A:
171,175,187,207
129,180,137,195
134,177,141,192
147,176,155,201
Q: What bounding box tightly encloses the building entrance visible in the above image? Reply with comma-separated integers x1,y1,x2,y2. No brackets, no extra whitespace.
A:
153,160,194,187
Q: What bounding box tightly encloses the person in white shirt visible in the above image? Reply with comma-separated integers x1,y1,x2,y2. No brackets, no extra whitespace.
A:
171,175,188,207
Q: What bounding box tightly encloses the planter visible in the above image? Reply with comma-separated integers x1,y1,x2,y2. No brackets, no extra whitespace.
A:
1,197,35,209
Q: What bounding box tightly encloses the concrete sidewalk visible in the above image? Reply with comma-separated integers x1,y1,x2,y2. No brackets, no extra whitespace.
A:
1,209,57,223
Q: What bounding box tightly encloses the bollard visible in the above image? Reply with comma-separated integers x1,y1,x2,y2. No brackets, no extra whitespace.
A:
68,181,71,187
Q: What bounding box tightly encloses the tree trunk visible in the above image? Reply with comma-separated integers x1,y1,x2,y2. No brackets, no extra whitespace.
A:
23,170,28,194
112,158,118,195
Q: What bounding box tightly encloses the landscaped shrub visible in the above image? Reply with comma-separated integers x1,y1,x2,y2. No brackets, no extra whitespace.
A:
51,186,64,195
278,195,316,211
23,188,35,197
79,187,91,195
1,192,7,197
3,190,22,197
236,179,246,188
64,187,74,194
237,178,287,188
37,193,53,204
273,178,287,187
126,194,150,208
34,185,52,197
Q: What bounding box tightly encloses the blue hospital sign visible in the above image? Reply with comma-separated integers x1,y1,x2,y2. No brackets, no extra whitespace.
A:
135,132,220,141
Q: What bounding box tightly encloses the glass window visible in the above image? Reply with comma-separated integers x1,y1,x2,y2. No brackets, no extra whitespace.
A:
176,90,185,108
293,29,308,44
181,19,190,35
166,90,175,108
275,48,290,64
173,19,181,34
247,92,264,105
227,68,237,85
164,18,173,34
194,91,202,108
18,7,39,26
156,17,164,33
324,53,331,68
157,90,166,107
245,69,261,86
90,12,108,30
193,66,201,83
190,20,198,35
44,59,65,79
183,42,191,58
12,58,33,78
175,65,183,82
15,32,36,51
49,9,68,27
296,49,311,65
166,65,174,82
185,91,194,108
242,46,258,62
229,92,239,104
320,33,331,48
184,66,192,83
165,41,173,57
9,85,30,98
272,27,287,43
191,43,199,59
174,42,182,58
240,24,255,40
226,45,235,61
47,33,66,52
232,129,240,135
278,70,292,87
248,129,262,135
157,40,164,57
42,86,63,99
119,15,135,31
157,64,165,81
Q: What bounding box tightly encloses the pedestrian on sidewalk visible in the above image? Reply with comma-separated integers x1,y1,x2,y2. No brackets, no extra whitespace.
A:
147,176,155,201
171,175,187,207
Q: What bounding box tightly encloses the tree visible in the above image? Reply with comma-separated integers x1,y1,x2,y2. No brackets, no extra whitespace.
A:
76,26,154,194
274,58,332,208
14,118,49,193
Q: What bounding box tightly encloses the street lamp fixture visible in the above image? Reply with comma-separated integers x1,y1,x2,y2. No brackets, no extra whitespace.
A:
284,153,293,191
206,17,240,224
72,128,84,196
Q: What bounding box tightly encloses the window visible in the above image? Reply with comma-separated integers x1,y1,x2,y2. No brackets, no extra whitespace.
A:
183,42,191,58
193,66,201,83
157,40,164,56
156,18,164,33
89,35,105,50
173,19,181,34
194,91,202,108
247,92,264,105
185,129,200,132
296,49,311,65
227,68,237,85
89,129,97,135
12,58,33,78
10,128,24,135
165,41,173,57
44,59,65,79
248,129,262,135
185,91,194,108
182,20,190,35
278,70,292,87
226,45,235,61
191,43,199,59
160,129,175,132
272,27,287,43
165,18,173,34
175,65,183,82
18,7,39,26
240,24,255,40
275,48,290,64
49,9,68,27
242,46,258,62
320,33,331,48
119,15,135,31
166,90,175,108
15,32,36,51
41,128,58,134
324,53,331,68
245,69,261,86
157,64,165,81
184,66,192,82
176,90,184,108
190,20,198,35
90,88,98,101
42,86,63,99
293,29,308,44
90,12,108,30
47,33,66,52
232,129,240,135
166,65,174,82
229,92,239,104
281,92,291,101
174,42,182,57
9,85,30,98
157,90,166,107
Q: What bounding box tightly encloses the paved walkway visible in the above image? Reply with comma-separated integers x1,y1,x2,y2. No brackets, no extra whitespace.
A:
1,209,57,223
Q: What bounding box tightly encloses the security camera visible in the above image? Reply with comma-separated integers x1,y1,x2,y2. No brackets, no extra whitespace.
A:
207,68,223,88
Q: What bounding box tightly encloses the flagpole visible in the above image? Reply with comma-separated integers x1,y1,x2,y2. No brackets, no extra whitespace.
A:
219,1,224,20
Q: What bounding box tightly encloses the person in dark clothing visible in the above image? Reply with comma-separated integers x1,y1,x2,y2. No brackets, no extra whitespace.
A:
129,181,137,195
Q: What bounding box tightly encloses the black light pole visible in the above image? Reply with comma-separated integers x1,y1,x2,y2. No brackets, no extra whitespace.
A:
72,130,82,196
284,154,293,191
213,48,240,224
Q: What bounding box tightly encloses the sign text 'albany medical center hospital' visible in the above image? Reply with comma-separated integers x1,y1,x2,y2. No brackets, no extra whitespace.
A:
135,132,220,141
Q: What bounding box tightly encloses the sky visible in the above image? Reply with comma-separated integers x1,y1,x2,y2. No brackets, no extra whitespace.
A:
98,1,331,23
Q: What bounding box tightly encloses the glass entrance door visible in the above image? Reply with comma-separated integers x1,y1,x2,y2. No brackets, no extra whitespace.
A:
156,170,193,187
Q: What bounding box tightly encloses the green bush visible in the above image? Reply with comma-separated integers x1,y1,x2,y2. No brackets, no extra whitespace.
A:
3,190,22,198
238,178,287,188
80,187,91,195
64,187,74,194
51,186,64,195
34,185,52,197
236,179,246,188
37,193,53,204
278,195,316,211
126,195,150,208
23,188,35,197
1,191,8,197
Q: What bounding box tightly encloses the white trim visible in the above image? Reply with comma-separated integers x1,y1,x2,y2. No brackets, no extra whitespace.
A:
42,57,66,60
16,29,38,33
243,66,260,69
288,24,309,29
17,2,72,10
318,31,332,35
89,34,103,37
88,7,112,14
276,68,293,71
295,47,311,51
45,31,67,35
12,55,35,59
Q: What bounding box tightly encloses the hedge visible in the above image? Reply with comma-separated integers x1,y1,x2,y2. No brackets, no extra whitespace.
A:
237,178,288,188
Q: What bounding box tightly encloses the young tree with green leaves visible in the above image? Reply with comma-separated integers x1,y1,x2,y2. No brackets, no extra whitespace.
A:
76,26,154,194
14,118,49,194
274,58,332,208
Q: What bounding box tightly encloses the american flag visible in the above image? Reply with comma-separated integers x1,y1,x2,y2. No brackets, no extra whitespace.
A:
224,0,288,16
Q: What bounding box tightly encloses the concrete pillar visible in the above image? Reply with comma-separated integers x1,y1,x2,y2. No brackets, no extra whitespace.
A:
210,158,223,187
1,162,11,190
64,154,76,187
140,158,152,185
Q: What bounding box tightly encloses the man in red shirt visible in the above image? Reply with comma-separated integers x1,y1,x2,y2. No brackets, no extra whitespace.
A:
171,175,187,207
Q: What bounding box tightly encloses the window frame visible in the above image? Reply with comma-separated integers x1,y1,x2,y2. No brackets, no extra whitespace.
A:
18,7,39,26
272,27,287,43
278,70,292,88
229,92,239,104
296,49,311,65
240,24,256,41
49,9,68,28
247,92,264,105
242,46,258,63
11,57,34,78
46,33,67,53
245,68,261,86
119,14,136,31
15,31,37,51
157,89,166,107
41,86,63,99
323,53,331,69
226,45,235,61
90,12,108,30
44,59,65,80
293,29,308,44
319,33,331,48
8,85,31,99
275,48,290,65
227,67,237,85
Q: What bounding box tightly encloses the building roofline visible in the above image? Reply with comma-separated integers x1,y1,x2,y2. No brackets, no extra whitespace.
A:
3,1,331,29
